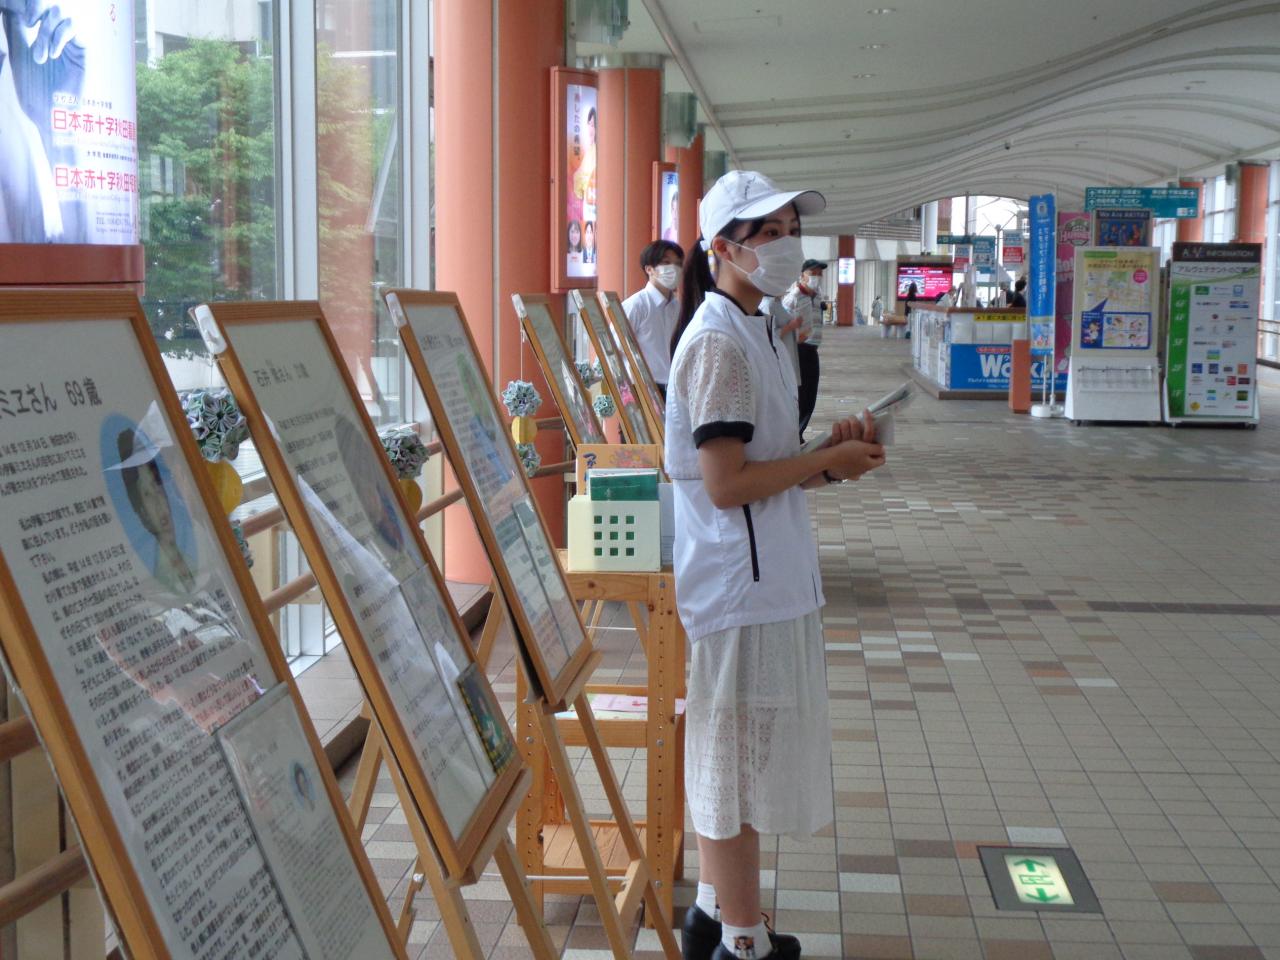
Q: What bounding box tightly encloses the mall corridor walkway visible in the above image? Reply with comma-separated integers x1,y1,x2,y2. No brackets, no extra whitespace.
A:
351,324,1280,960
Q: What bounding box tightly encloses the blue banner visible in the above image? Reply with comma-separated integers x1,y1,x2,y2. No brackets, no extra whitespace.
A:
938,234,973,246
949,345,1067,391
1027,193,1056,357
1084,186,1199,218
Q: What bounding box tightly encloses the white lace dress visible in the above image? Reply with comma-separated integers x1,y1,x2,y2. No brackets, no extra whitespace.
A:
670,330,834,841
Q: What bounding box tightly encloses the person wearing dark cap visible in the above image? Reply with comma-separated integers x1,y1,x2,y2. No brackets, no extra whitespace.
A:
781,259,827,436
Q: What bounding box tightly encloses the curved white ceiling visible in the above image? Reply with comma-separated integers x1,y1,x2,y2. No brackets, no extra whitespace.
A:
623,0,1280,233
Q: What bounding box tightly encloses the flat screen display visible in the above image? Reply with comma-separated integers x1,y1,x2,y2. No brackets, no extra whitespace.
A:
896,263,951,300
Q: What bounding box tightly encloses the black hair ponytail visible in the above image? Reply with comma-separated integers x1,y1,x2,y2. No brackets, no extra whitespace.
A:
670,240,716,358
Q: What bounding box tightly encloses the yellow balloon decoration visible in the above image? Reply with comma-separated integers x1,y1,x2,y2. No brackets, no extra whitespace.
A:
511,415,539,445
205,460,243,515
399,477,424,517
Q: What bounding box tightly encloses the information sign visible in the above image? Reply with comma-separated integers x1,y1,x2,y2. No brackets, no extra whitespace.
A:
1027,194,1056,359
1165,242,1262,419
0,292,402,959
1084,186,1199,217
1074,248,1159,353
972,236,997,269
202,302,520,879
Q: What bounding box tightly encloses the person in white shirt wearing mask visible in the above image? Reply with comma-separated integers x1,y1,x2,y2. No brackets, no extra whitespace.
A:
781,259,826,437
871,294,886,335
622,240,684,397
667,171,886,960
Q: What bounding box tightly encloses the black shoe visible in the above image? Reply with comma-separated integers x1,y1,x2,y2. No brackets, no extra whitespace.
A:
682,905,721,960
710,933,801,960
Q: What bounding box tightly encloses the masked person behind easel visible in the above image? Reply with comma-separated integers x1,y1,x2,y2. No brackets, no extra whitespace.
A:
667,171,886,960
622,239,685,398
781,259,826,438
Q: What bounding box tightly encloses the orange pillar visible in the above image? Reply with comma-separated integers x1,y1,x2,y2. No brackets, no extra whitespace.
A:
435,0,566,579
1176,177,1205,243
666,130,704,256
597,62,663,299
837,235,855,327
1234,161,1271,244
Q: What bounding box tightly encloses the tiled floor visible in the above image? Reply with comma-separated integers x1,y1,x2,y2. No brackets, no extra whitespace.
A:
332,326,1280,959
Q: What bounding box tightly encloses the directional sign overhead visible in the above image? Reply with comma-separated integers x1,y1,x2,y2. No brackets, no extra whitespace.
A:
1084,186,1200,218
978,846,1101,914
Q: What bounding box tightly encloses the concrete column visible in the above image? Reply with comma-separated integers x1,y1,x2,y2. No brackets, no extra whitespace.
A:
1235,161,1271,244
922,201,939,252
666,129,704,256
1176,177,1205,243
837,235,855,327
596,59,663,298
434,0,566,576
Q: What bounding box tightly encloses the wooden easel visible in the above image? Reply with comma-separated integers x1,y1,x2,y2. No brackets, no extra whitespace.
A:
0,292,407,959
568,289,655,446
512,293,608,449
201,300,561,960
387,290,681,959
597,290,667,445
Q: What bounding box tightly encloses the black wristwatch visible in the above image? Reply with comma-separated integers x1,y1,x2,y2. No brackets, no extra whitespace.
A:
823,470,845,485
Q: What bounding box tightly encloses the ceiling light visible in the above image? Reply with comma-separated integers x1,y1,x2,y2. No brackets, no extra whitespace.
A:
866,6,895,13
852,73,877,79
860,42,887,49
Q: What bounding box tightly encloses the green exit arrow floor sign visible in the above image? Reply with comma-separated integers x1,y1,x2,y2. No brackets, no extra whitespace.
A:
978,846,1102,914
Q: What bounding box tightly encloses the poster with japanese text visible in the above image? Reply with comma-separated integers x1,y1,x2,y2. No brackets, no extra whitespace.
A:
221,319,497,837
0,317,311,958
219,685,398,960
393,298,578,680
1165,243,1261,419
522,299,606,445
1074,247,1159,355
1093,208,1152,247
565,82,598,279
0,0,138,244
578,293,650,444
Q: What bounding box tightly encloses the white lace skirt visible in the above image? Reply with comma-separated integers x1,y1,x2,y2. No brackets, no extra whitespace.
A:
685,610,834,841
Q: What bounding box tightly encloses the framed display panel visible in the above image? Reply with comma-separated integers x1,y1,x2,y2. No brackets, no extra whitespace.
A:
0,292,404,960
551,67,600,292
385,291,592,705
512,294,607,447
569,289,655,445
598,290,667,433
654,162,678,244
196,301,522,880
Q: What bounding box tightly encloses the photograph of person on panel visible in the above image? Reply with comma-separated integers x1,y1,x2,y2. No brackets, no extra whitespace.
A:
668,170,886,960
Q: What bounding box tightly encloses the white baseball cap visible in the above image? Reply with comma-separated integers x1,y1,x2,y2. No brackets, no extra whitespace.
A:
699,170,826,247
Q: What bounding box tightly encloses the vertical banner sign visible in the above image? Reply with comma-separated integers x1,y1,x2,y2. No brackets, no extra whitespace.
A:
1055,213,1089,380
1027,195,1056,370
551,68,599,290
972,236,997,271
659,169,679,243
1,0,139,244
1165,242,1262,419
1003,230,1025,266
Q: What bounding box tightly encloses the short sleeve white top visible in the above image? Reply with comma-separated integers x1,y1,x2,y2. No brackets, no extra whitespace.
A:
664,290,823,640
622,282,681,385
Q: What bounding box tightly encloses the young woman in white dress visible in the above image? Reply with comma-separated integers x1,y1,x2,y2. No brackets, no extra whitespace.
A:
666,171,886,960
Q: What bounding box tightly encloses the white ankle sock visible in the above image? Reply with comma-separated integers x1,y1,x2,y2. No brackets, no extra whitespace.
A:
721,919,771,958
695,881,719,920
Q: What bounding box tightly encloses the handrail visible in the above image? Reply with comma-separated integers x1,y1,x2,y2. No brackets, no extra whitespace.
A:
0,716,36,765
259,487,466,615
0,846,89,928
532,459,574,479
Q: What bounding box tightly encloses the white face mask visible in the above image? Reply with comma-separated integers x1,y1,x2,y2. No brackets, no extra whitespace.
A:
653,264,681,290
803,274,823,291
723,235,804,297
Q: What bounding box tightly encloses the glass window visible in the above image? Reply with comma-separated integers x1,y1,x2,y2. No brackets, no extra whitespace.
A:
136,0,279,387
1204,173,1234,244
316,0,405,427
